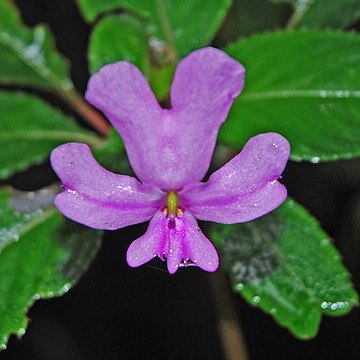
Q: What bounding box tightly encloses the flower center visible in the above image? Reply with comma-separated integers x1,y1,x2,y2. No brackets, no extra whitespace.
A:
165,191,183,217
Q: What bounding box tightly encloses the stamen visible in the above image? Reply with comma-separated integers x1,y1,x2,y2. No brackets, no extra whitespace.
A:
166,191,178,216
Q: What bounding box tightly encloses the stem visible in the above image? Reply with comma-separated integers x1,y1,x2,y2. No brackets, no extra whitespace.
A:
0,130,101,147
211,271,248,360
155,0,178,61
56,87,111,136
286,2,310,29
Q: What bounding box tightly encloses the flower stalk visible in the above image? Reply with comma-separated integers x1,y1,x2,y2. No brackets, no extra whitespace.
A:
212,271,248,360
56,87,111,136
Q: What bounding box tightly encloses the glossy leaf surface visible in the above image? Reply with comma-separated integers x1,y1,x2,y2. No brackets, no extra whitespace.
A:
0,190,40,252
275,0,360,29
88,14,174,100
0,91,100,179
89,14,148,74
211,199,358,338
0,0,72,90
221,30,360,162
0,189,102,350
79,0,231,58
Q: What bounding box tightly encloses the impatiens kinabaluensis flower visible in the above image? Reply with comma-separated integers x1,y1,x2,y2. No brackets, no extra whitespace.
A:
50,47,290,274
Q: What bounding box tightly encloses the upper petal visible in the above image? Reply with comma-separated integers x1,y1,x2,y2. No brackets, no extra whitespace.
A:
85,61,164,186
51,143,164,230
181,133,290,223
167,47,245,187
126,210,219,274
85,47,245,190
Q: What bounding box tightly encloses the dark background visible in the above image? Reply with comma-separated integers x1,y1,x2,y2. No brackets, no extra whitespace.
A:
1,1,360,359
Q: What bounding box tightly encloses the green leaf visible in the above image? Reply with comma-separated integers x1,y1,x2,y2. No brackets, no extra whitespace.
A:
0,91,101,179
93,128,133,175
274,0,360,29
0,188,102,350
88,14,174,100
80,0,231,58
76,0,145,22
0,191,39,252
215,0,290,42
0,0,72,90
211,199,358,338
89,14,149,74
220,30,360,162
0,186,61,251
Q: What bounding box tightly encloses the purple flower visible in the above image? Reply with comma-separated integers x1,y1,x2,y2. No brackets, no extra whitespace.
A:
50,47,290,274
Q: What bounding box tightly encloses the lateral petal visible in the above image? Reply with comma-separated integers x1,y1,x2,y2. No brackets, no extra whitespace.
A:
182,133,290,223
51,143,163,230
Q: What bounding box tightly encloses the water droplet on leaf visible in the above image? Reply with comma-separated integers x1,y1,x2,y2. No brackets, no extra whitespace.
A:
310,156,321,164
321,301,328,309
236,283,244,291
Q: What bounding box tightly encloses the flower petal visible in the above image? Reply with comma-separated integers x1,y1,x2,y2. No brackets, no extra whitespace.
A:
167,47,245,186
178,211,219,273
126,211,166,268
85,61,165,185
51,143,163,230
85,47,245,190
182,133,290,223
126,211,219,274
